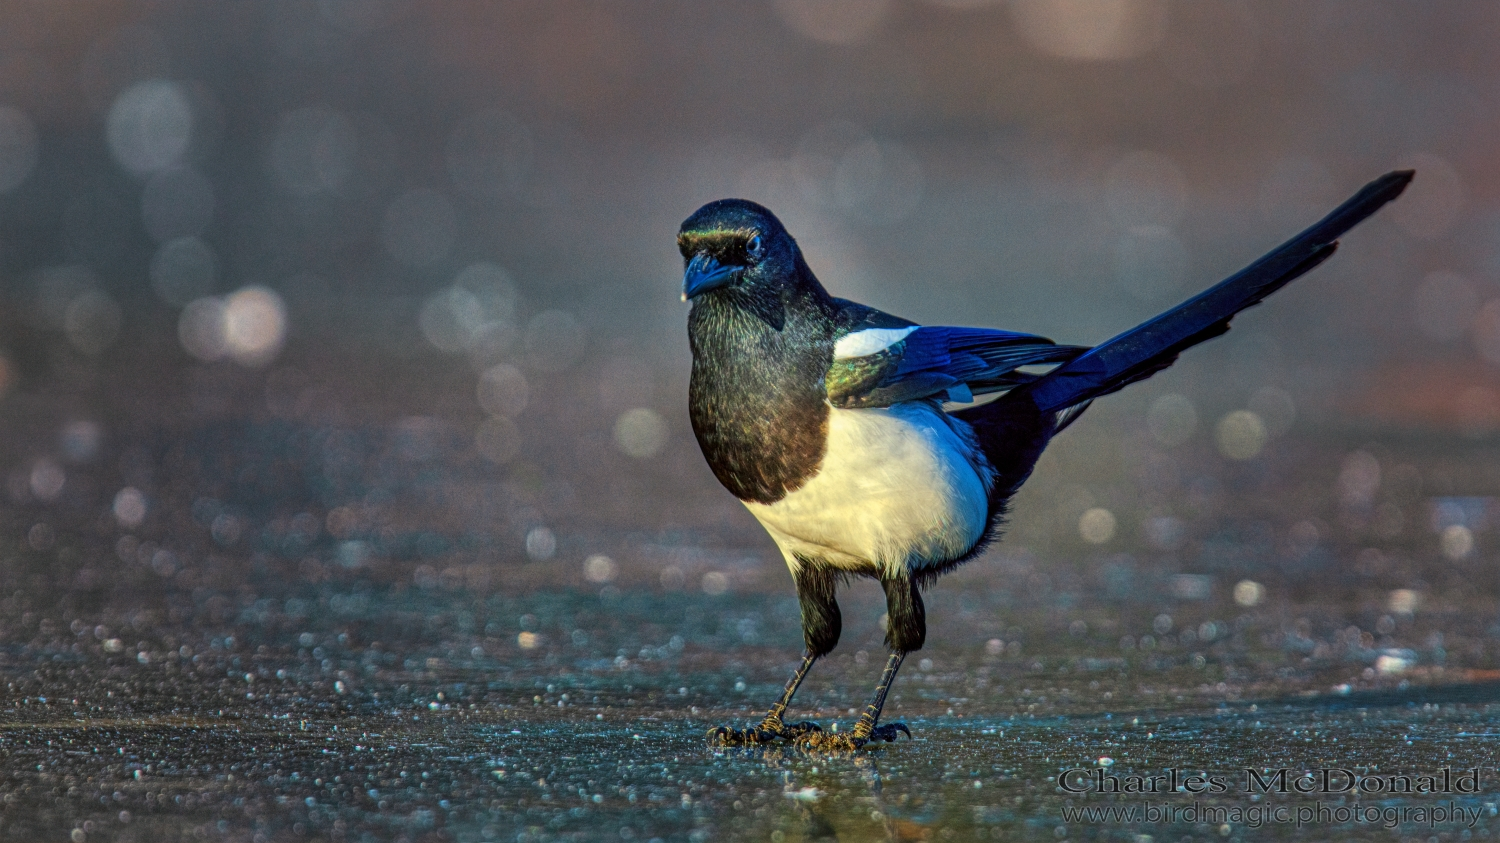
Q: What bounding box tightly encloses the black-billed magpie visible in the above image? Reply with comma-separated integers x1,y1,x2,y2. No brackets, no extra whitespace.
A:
680,170,1411,751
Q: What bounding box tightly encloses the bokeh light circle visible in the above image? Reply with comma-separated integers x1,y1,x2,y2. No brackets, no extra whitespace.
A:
1146,394,1196,446
222,286,289,366
1215,410,1266,460
1233,580,1264,607
60,420,103,463
614,408,667,459
583,554,617,583
179,296,227,362
1010,0,1167,61
771,0,892,45
477,364,529,418
114,487,147,528
1078,508,1117,544
106,80,193,175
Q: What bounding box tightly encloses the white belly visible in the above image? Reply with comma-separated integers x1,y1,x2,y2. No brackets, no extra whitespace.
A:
743,403,995,578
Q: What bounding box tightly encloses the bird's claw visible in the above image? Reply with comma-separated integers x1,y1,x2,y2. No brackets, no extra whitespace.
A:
707,725,776,746
794,722,910,753
779,720,824,739
794,731,865,753
707,719,824,746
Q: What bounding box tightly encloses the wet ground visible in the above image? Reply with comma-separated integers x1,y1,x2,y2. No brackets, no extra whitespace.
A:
5,351,1500,841
6,579,1500,843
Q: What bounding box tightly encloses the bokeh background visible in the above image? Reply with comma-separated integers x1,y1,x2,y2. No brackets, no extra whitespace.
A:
8,2,1500,841
0,0,1496,607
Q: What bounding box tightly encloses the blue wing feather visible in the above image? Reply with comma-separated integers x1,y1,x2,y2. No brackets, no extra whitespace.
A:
827,324,1086,409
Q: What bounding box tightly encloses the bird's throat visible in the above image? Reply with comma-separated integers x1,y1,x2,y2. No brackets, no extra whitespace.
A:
687,298,830,504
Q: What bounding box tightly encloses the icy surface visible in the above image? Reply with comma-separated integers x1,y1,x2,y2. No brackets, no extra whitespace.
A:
5,582,1500,842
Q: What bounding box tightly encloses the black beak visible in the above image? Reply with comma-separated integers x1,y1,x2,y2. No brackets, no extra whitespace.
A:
682,253,739,300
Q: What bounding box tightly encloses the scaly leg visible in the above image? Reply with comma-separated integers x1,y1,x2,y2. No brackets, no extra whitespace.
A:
800,575,921,751
798,651,910,752
708,651,824,746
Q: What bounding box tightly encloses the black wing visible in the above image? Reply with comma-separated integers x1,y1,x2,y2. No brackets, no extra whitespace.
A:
827,324,1087,409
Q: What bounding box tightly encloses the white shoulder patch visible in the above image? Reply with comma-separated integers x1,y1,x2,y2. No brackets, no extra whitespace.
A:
832,326,917,360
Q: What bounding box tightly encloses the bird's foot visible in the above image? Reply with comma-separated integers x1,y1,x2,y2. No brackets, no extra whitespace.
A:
776,719,825,739
707,718,823,746
795,721,909,753
795,730,865,753
867,722,910,743
706,725,775,746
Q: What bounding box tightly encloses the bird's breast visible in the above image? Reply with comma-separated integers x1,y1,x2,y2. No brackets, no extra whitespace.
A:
687,302,833,504
743,402,995,577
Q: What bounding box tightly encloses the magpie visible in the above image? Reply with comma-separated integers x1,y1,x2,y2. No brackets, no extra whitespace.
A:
680,170,1411,752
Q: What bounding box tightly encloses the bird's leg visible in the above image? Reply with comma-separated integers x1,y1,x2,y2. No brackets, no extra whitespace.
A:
708,651,823,745
848,650,910,743
709,561,841,746
798,576,920,752
756,650,824,737
856,575,920,742
798,651,910,751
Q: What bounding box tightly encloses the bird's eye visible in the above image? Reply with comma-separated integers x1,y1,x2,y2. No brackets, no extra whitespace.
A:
745,234,764,259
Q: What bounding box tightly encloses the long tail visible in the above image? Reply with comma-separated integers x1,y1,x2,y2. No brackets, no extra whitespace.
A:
1021,169,1412,424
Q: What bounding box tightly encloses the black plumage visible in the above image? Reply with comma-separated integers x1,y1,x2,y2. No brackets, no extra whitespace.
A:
680,171,1412,751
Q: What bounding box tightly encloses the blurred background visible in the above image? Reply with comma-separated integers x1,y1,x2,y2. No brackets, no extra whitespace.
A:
12,3,1500,840
1,0,1499,678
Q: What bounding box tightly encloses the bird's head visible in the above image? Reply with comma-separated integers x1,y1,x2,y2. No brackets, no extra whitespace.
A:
677,199,811,304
